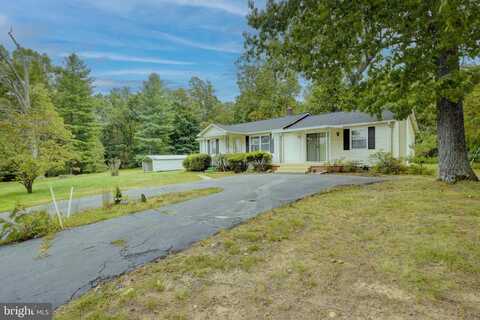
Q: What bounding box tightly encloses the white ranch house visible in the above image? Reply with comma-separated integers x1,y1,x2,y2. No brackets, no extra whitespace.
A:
197,111,417,169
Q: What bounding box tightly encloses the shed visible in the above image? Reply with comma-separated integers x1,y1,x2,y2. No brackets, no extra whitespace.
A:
142,155,187,172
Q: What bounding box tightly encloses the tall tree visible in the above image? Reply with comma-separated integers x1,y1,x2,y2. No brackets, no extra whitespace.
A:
233,61,300,122
135,73,173,156
0,32,72,193
301,78,350,115
247,0,479,182
97,88,140,167
188,76,230,127
167,89,199,155
55,54,105,173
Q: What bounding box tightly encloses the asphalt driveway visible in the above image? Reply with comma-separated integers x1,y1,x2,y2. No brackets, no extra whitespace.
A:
0,174,381,308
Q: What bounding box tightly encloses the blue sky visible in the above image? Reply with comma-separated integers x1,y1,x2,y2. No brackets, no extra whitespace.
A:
0,0,258,101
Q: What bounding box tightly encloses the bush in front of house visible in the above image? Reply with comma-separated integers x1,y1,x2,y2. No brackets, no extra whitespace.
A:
370,151,407,175
183,153,212,171
245,151,272,172
226,153,248,173
212,154,229,172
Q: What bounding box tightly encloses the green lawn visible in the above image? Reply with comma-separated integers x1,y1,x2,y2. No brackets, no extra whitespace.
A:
0,169,229,212
56,175,480,319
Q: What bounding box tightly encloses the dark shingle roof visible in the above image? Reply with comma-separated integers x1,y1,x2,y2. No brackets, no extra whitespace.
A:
211,111,395,135
216,113,309,133
284,110,395,130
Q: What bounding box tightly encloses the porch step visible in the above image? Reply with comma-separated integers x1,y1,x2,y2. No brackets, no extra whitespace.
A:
274,164,311,174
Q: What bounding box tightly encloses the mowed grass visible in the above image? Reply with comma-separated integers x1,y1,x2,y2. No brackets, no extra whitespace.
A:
0,169,230,212
55,175,480,320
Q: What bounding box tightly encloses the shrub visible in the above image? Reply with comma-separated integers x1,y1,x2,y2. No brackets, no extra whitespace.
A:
245,151,272,172
227,153,247,173
0,206,57,244
114,186,122,205
343,160,363,173
212,154,229,172
183,153,211,171
406,163,435,176
370,152,407,175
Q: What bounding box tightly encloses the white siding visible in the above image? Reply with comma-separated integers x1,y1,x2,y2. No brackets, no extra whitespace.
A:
330,124,391,165
272,133,282,163
283,132,305,163
143,156,186,172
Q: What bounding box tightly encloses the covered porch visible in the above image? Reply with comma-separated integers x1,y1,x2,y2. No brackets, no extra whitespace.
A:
198,131,281,163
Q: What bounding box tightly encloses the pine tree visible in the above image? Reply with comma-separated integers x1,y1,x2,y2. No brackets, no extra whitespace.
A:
55,54,105,173
169,100,200,155
135,73,173,156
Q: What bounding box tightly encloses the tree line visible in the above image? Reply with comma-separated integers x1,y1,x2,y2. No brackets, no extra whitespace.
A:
0,33,308,192
2,0,480,193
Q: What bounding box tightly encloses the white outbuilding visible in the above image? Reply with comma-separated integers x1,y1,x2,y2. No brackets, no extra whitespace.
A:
142,155,187,172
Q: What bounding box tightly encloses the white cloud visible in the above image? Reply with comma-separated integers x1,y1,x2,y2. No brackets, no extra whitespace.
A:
78,0,247,16
94,68,222,80
164,0,247,16
96,68,192,77
77,51,194,65
155,32,242,53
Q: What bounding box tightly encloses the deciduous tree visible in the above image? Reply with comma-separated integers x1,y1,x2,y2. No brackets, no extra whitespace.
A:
247,0,479,182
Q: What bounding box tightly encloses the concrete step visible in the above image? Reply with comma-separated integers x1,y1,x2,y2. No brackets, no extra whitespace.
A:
275,164,311,174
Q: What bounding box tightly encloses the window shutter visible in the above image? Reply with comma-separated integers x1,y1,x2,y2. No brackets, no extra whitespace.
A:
207,140,211,154
270,134,274,153
368,127,375,149
246,136,249,152
343,129,350,150
215,139,219,154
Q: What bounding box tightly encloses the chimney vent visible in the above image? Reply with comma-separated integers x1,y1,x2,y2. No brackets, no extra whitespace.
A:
286,107,293,116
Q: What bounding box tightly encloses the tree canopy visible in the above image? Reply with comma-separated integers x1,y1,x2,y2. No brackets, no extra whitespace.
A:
246,0,479,182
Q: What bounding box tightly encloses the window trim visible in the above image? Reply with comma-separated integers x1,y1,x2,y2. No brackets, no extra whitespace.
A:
249,134,271,153
350,128,368,150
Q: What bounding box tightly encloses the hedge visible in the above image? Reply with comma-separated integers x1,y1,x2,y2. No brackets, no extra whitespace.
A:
183,153,211,171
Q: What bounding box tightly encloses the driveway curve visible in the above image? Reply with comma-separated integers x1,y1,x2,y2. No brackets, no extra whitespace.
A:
0,173,381,308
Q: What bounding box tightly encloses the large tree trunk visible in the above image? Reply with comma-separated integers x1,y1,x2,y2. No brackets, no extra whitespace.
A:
436,49,478,183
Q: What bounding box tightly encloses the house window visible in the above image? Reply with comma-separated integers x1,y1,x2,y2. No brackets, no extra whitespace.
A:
233,138,240,152
209,139,219,154
351,128,367,149
250,135,271,152
250,136,260,151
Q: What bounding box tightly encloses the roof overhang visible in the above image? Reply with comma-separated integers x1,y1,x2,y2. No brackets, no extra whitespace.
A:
274,120,394,133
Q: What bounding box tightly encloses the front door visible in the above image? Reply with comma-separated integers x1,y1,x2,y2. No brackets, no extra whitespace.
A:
306,132,327,162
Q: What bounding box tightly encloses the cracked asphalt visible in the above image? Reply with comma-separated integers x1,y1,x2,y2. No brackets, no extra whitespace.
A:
0,173,381,308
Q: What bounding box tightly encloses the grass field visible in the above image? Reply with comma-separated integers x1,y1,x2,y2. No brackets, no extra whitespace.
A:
55,175,480,319
0,169,231,212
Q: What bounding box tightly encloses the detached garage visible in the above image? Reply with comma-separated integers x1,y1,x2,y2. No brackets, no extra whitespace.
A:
142,155,187,172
